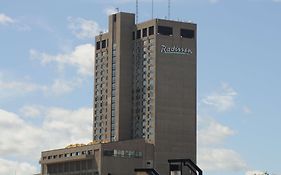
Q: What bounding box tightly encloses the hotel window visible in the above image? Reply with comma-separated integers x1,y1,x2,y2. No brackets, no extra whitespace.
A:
132,31,135,40
96,41,100,50
181,29,194,39
142,28,147,37
149,26,154,35
102,40,106,48
158,26,173,36
136,30,141,39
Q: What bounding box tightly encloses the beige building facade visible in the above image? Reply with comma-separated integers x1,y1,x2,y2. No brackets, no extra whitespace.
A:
40,12,197,175
40,140,154,175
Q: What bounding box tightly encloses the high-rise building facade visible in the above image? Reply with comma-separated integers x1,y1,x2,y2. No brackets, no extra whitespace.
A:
94,12,197,174
94,13,135,143
40,12,197,175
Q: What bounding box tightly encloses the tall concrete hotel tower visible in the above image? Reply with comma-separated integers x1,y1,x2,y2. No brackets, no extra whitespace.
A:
40,12,197,175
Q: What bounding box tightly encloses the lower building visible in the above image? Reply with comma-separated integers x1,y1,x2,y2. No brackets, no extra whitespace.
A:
40,139,154,175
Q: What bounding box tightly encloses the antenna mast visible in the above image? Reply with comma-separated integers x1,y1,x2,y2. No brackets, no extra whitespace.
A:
168,0,171,19
152,0,154,19
136,0,139,23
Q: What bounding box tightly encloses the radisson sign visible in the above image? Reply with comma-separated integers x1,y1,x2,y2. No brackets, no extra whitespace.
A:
160,45,192,55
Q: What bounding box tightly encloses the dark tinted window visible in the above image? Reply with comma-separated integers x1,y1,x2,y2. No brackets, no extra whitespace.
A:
142,28,147,37
113,14,117,22
181,29,194,38
103,150,114,156
149,26,154,35
136,30,141,39
101,40,106,48
132,31,135,40
96,41,100,50
158,26,173,36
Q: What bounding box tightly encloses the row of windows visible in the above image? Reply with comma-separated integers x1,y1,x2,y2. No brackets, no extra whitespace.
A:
94,114,108,122
135,126,153,134
95,51,109,112
103,149,143,158
96,51,107,58
94,100,108,108
134,102,153,112
110,44,117,141
94,127,108,133
93,134,108,140
95,62,109,70
47,159,96,174
157,25,195,38
96,39,108,50
93,121,107,128
133,26,155,40
43,150,93,161
95,63,108,72
133,40,155,141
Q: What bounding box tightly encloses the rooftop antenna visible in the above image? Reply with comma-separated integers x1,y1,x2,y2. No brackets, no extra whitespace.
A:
136,0,139,23
152,0,154,19
168,0,171,19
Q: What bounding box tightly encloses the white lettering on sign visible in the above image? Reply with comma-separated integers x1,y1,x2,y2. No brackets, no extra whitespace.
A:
160,45,192,55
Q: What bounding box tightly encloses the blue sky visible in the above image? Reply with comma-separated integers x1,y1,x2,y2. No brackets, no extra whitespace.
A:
1,0,281,175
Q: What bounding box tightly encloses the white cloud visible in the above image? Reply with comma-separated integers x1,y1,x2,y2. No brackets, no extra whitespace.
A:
0,159,37,175
20,105,42,118
68,17,102,39
42,107,92,145
30,44,95,77
202,83,237,112
198,83,246,173
198,116,246,173
0,78,46,94
0,106,92,174
198,112,248,173
198,118,235,145
104,7,119,16
48,78,83,95
0,13,14,25
0,109,42,156
245,170,267,175
198,148,247,172
0,75,82,97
